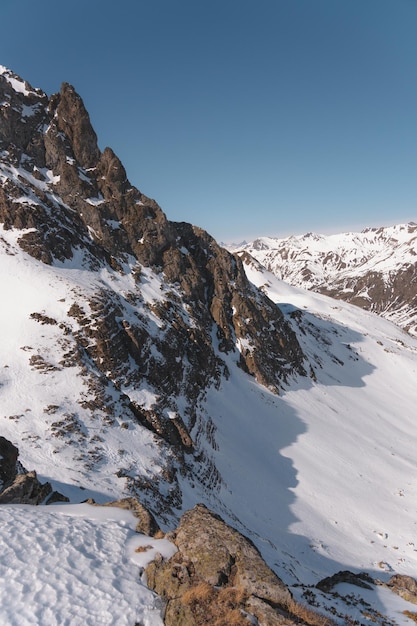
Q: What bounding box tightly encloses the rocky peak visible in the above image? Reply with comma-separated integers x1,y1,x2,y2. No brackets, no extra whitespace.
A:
0,68,307,518
0,66,48,164
0,67,306,388
48,82,100,169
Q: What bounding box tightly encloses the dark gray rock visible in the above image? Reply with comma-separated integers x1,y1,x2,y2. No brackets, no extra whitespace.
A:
0,436,19,490
316,570,374,592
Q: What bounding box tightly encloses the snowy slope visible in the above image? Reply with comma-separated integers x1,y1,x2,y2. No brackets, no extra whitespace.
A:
0,245,417,626
3,224,417,624
168,254,417,624
2,64,417,624
0,503,175,626
222,255,417,624
0,225,171,504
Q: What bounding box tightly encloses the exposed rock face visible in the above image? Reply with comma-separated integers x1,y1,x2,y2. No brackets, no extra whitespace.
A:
316,570,374,592
387,574,417,604
0,436,19,490
146,504,292,625
0,437,66,505
0,470,52,505
0,67,307,516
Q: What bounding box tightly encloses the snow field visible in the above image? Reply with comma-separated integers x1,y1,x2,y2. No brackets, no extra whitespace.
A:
0,503,176,626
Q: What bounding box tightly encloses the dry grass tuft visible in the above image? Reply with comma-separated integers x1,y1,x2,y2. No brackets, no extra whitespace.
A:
403,610,417,623
182,582,249,625
134,544,153,553
213,608,249,626
182,582,337,625
288,598,337,626
182,581,215,606
217,585,247,607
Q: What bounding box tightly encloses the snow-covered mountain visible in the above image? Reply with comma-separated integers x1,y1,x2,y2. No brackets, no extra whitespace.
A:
236,224,417,336
2,66,417,625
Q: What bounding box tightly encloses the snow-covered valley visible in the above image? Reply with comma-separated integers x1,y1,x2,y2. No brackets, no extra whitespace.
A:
2,64,417,625
2,226,417,624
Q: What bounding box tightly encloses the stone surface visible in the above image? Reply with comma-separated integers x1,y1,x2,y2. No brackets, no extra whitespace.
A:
146,504,292,626
96,496,161,536
316,570,374,593
387,574,417,604
0,436,19,490
0,437,67,505
0,470,52,505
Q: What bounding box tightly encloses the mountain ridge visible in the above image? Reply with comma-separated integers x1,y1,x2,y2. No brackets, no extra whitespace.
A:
0,65,308,524
236,222,417,336
2,66,417,625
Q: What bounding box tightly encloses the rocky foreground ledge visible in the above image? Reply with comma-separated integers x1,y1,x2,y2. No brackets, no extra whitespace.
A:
0,437,323,624
145,503,295,626
2,437,417,625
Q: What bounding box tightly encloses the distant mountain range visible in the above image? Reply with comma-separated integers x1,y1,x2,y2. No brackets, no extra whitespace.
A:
2,65,417,625
236,223,417,336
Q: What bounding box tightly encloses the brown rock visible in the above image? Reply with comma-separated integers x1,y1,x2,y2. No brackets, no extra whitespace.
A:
0,470,52,504
387,574,417,604
146,503,292,626
91,496,161,536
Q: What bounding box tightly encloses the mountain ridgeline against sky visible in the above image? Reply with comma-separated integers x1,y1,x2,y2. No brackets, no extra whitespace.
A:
237,225,417,337
0,66,306,513
3,66,417,625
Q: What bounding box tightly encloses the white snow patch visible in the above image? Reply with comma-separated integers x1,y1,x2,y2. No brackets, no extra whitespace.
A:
0,503,175,626
126,387,159,410
85,195,105,206
106,219,121,229
0,66,37,96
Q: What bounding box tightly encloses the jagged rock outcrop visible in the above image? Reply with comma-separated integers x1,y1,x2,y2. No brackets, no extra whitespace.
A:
146,504,292,625
0,470,53,505
0,66,307,516
316,570,374,592
0,437,67,505
0,67,306,396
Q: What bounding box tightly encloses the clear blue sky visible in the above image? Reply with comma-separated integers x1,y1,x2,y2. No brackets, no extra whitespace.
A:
1,0,416,242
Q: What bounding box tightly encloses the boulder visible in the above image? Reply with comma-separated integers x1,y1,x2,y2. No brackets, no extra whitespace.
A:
0,470,52,505
387,574,417,604
146,503,292,626
0,437,68,505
